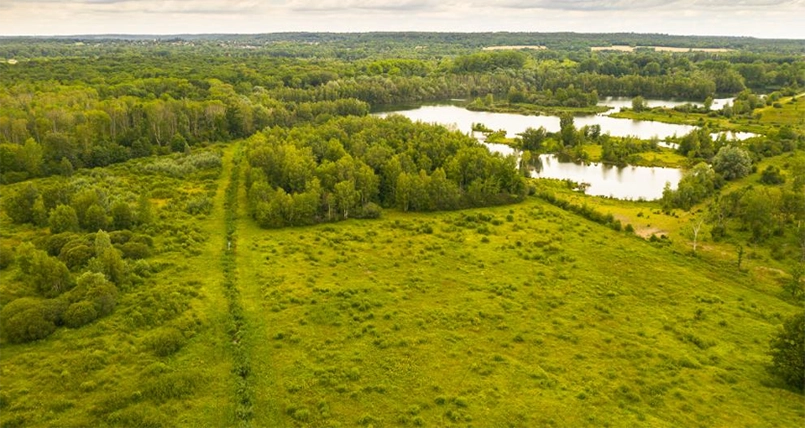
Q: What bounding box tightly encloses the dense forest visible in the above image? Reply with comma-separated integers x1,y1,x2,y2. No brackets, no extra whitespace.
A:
1,33,803,428
2,34,804,185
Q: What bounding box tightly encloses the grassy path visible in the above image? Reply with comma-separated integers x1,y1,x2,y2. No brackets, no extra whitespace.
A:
234,148,286,426
217,143,256,427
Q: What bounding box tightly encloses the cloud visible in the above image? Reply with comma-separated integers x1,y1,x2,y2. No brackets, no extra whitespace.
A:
0,0,803,37
3,0,263,15
287,0,437,12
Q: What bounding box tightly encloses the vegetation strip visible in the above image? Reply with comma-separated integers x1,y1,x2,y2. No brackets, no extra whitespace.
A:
221,145,254,427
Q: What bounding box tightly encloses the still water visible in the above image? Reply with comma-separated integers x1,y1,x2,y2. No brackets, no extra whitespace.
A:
598,96,735,111
375,105,689,200
376,105,698,140
481,140,681,200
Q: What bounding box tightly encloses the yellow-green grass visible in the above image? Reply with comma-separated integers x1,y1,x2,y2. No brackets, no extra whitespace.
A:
237,196,803,427
758,94,805,131
0,148,237,427
609,109,771,135
560,149,804,291
583,145,689,168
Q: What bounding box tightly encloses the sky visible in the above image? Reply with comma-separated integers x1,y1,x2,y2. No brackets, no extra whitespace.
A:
1,0,804,39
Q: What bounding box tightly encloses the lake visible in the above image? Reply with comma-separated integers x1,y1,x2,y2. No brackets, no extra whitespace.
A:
598,96,735,111
374,105,691,200
376,105,698,140
480,139,681,200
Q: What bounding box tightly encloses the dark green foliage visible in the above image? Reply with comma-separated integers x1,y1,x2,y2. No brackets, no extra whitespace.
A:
3,184,38,224
17,244,74,298
185,195,213,215
83,204,109,231
78,272,118,317
111,201,135,230
632,96,647,112
90,231,126,285
119,242,151,260
0,245,13,269
0,298,60,343
246,116,524,228
59,240,95,270
49,204,79,234
601,137,659,166
712,146,752,180
64,301,98,328
662,163,719,210
518,127,547,152
769,312,805,390
452,50,527,73
356,202,382,219
759,165,786,185
45,232,79,256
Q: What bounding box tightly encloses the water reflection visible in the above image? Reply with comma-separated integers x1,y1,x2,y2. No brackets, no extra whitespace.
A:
377,105,697,140
530,154,681,200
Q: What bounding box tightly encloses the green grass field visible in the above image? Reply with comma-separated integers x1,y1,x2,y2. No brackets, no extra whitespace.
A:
1,144,803,427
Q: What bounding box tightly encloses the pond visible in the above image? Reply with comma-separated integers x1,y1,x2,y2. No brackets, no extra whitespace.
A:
374,104,690,200
480,139,681,200
376,105,698,140
531,155,681,200
598,96,735,111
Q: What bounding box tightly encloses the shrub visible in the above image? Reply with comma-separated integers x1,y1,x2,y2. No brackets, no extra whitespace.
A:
45,232,79,256
185,196,213,215
64,301,98,328
356,202,382,219
769,311,805,390
0,298,58,343
49,204,79,234
109,230,133,245
78,272,118,317
712,146,752,181
59,241,94,270
110,201,135,230
83,204,109,231
0,245,13,269
119,242,151,260
759,165,785,185
145,327,186,357
19,247,74,297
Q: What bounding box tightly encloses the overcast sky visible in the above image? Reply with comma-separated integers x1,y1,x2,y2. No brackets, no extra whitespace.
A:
1,0,803,39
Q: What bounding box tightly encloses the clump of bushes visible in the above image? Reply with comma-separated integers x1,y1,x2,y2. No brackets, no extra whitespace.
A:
0,298,65,343
145,327,187,357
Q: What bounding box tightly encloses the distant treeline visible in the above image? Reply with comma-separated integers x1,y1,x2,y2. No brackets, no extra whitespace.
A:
1,38,803,184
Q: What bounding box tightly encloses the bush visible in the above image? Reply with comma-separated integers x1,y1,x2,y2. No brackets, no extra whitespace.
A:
49,204,79,234
83,204,109,231
110,201,135,231
45,232,79,256
19,247,74,298
119,242,151,260
0,298,58,343
109,230,133,245
769,312,805,390
356,202,382,219
712,146,752,181
185,196,213,215
145,327,186,357
64,301,98,328
78,272,118,317
759,165,785,185
59,241,94,270
0,245,13,269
